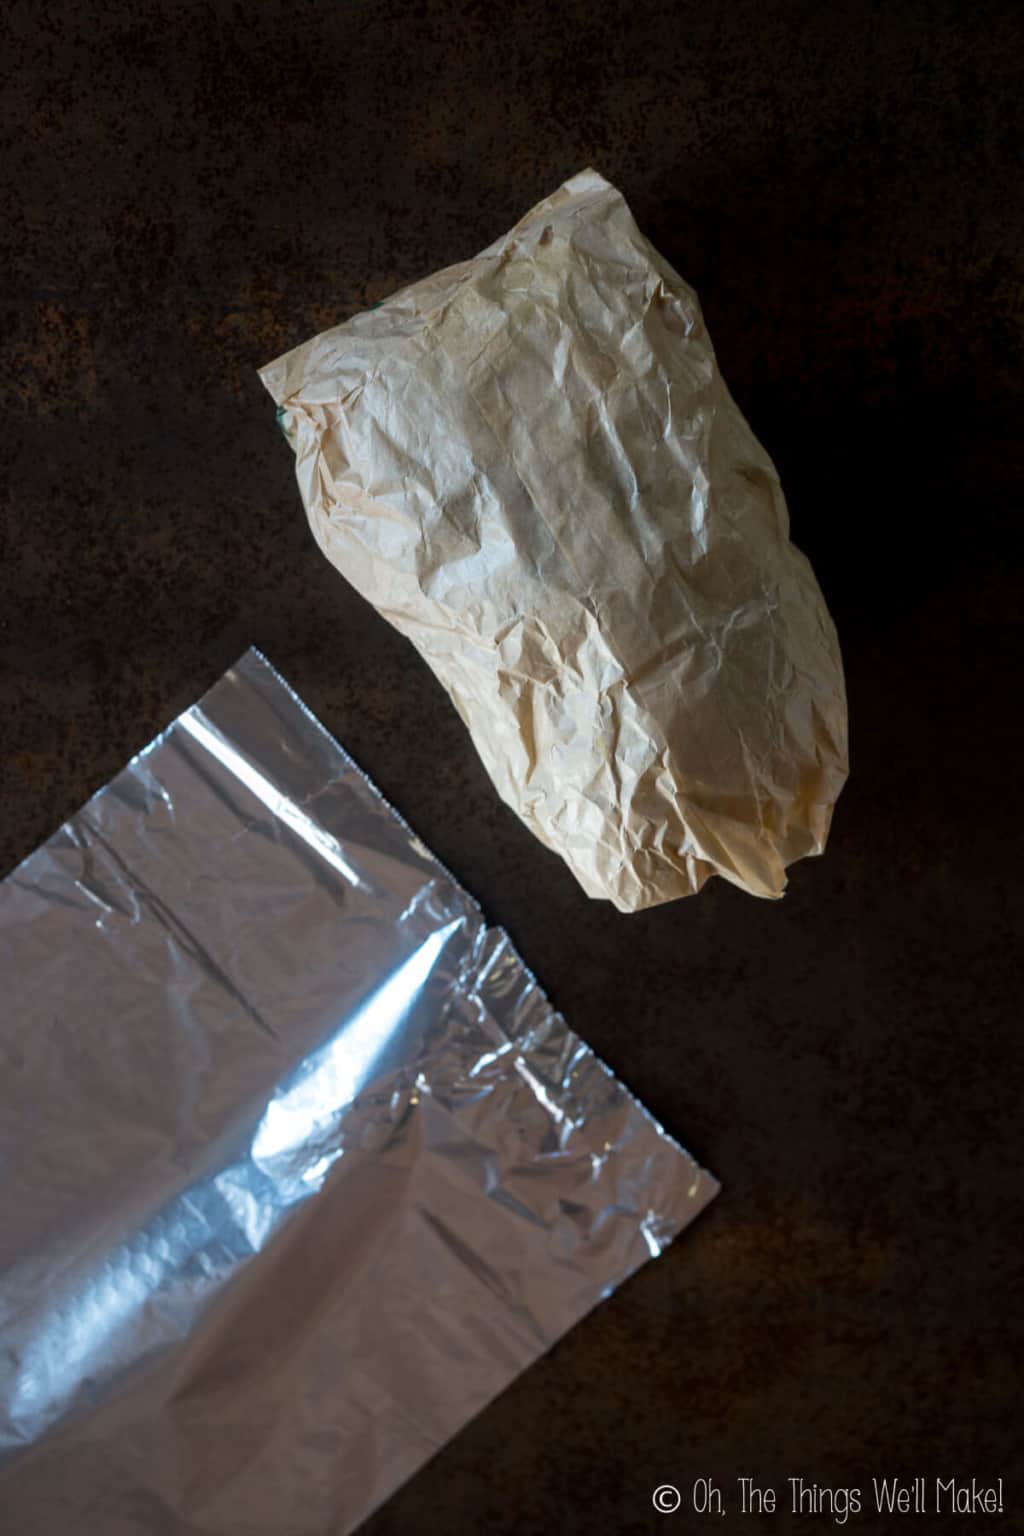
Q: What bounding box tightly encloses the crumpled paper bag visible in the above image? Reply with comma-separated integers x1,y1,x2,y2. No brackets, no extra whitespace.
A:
261,168,848,912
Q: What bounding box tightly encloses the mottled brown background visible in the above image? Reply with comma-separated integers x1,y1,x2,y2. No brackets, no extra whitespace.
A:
2,1,1022,1532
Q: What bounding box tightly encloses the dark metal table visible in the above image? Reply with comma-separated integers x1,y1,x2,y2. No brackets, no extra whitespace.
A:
2,4,1020,1531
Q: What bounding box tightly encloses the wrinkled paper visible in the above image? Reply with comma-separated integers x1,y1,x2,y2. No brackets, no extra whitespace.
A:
0,649,717,1535
262,168,848,912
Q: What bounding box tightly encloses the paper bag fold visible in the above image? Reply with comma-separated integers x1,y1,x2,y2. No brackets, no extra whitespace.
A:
261,169,848,911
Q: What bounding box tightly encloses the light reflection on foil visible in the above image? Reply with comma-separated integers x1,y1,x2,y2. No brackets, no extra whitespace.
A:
179,707,365,889
251,922,460,1172
0,648,717,1534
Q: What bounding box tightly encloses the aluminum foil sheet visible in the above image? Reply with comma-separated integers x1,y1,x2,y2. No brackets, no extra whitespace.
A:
0,648,718,1534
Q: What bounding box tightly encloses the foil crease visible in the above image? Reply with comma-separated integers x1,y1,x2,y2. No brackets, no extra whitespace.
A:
0,649,717,1534
262,167,849,913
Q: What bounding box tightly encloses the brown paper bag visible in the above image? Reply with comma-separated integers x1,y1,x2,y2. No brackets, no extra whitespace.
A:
261,170,848,911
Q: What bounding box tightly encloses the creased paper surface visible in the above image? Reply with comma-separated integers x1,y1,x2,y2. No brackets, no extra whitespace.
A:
262,169,848,911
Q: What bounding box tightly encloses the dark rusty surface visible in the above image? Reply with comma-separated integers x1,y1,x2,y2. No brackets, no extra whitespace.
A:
1,3,1021,1531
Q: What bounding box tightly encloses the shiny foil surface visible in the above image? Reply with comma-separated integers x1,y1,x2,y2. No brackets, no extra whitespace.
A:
0,649,718,1534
